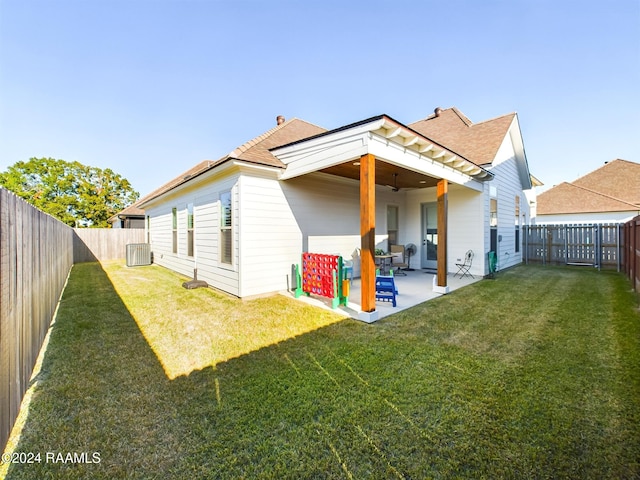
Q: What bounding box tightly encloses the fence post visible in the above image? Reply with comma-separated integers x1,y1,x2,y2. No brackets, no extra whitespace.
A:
564,225,569,265
596,225,601,271
616,224,621,272
524,225,529,265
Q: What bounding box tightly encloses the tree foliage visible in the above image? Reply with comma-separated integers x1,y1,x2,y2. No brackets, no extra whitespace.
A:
0,157,139,227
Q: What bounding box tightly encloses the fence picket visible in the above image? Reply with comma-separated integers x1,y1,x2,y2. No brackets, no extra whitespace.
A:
524,223,623,269
0,188,145,453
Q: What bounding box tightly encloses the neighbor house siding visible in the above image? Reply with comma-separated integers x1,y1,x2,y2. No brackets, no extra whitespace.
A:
536,211,638,225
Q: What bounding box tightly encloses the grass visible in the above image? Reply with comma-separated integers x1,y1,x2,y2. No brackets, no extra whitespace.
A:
3,262,639,479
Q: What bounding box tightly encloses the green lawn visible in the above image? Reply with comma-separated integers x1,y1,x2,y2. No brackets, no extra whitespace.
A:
3,262,639,479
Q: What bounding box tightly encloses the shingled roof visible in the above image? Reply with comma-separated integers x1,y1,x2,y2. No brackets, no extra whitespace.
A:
138,117,326,206
537,159,640,215
537,182,638,215
409,107,516,166
572,159,640,207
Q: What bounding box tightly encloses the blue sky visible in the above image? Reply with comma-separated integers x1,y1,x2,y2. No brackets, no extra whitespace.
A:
1,0,638,198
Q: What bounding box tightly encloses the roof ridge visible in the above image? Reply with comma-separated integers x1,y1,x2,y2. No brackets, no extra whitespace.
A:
449,107,473,126
472,111,516,127
228,117,315,158
606,158,636,166
137,159,214,204
415,106,473,126
565,182,639,208
229,123,284,157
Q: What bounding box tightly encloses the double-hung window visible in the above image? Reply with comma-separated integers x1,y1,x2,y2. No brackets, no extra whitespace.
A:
172,207,178,254
220,191,232,265
387,205,399,246
515,195,520,253
187,203,194,257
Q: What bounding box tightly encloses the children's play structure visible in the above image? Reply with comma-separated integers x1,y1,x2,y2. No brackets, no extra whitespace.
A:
294,253,349,309
293,252,400,310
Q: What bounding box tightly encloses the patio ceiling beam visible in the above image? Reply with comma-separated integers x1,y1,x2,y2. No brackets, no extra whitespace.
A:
368,135,486,192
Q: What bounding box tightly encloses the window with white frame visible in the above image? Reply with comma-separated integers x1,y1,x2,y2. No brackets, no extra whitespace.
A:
387,205,399,246
220,191,232,265
515,195,520,253
490,198,498,227
187,203,194,257
172,207,178,254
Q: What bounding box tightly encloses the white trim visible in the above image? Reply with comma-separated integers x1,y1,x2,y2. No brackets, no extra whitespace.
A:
367,134,486,192
274,115,491,191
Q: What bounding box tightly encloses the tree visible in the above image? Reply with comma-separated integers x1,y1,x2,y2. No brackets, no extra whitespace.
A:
0,157,139,227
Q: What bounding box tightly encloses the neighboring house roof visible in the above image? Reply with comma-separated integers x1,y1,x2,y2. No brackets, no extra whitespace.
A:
108,200,145,223
118,202,145,217
138,117,326,207
571,159,640,207
537,159,640,216
408,107,516,166
537,182,639,215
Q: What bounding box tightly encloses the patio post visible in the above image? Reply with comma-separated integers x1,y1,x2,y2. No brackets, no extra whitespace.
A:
360,153,377,319
435,179,450,293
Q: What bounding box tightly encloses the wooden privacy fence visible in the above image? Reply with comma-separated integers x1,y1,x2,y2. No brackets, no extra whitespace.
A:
1,188,146,453
0,189,74,452
523,223,623,270
73,228,144,263
622,215,640,291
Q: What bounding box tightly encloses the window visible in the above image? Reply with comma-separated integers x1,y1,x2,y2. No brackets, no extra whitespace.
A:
187,203,194,257
490,198,498,227
515,196,520,253
172,207,178,254
387,205,399,246
220,191,232,264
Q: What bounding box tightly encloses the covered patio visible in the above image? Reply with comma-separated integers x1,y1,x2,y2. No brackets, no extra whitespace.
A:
287,268,481,320
273,114,493,322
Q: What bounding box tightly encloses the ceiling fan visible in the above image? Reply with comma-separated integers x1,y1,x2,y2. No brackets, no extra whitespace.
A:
386,173,400,192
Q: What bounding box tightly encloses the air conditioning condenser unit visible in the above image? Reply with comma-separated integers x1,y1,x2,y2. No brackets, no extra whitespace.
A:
126,243,152,267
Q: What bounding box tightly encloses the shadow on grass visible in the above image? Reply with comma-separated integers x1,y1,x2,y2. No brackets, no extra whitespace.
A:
4,262,356,479
100,260,348,379
5,263,640,479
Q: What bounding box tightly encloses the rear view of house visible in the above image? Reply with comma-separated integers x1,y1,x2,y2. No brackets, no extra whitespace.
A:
138,107,536,319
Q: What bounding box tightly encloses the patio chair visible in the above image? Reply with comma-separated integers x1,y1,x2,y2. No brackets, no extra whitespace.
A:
389,244,408,276
454,250,474,278
375,275,397,307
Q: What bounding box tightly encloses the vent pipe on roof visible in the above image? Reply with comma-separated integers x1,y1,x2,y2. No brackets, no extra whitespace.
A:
276,115,286,125
434,107,443,117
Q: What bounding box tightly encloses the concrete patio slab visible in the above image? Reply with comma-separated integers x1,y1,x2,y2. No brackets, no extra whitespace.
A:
285,269,481,321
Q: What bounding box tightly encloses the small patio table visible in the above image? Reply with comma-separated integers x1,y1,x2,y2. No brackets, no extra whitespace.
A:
375,254,393,276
